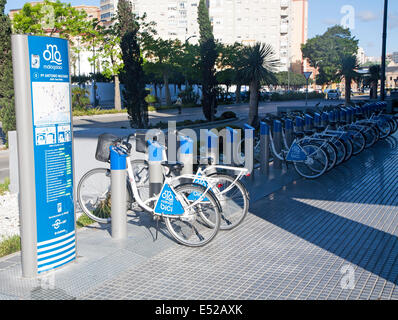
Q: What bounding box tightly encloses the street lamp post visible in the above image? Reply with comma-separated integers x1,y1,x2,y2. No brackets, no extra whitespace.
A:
184,35,197,88
381,0,388,101
92,42,97,108
303,72,312,106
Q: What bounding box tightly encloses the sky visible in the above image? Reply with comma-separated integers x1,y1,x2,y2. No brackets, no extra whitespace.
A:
4,0,398,58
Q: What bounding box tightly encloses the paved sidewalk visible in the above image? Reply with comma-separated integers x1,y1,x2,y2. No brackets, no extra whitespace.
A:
1,133,398,300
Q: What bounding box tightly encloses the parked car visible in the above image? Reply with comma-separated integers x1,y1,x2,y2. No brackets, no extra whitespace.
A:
327,89,341,100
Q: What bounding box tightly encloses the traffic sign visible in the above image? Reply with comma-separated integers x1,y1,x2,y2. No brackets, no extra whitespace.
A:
303,71,312,80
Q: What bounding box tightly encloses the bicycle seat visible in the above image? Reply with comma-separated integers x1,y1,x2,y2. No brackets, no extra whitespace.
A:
304,130,315,136
161,161,184,171
293,132,305,138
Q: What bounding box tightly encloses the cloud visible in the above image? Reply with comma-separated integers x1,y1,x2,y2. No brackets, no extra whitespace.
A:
388,12,398,29
322,18,339,26
357,11,380,22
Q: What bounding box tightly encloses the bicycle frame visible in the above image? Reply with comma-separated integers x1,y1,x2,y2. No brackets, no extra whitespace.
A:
147,138,249,195
125,152,216,219
268,129,324,163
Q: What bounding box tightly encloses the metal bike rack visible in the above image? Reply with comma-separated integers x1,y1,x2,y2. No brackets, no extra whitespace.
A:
260,121,270,175
178,135,194,182
148,140,164,198
285,119,294,148
273,120,283,170
110,146,128,240
321,112,329,128
226,126,239,166
314,113,321,128
305,114,314,131
244,124,255,174
206,130,218,175
296,116,304,132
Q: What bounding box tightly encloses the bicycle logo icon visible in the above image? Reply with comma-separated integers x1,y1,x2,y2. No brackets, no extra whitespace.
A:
43,44,62,65
162,190,174,202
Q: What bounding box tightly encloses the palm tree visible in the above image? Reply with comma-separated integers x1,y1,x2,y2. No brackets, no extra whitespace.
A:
366,65,381,100
339,54,360,105
239,43,278,126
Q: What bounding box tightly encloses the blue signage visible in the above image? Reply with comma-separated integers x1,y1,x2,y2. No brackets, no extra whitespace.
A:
286,142,308,162
27,36,75,273
187,173,210,202
154,184,185,216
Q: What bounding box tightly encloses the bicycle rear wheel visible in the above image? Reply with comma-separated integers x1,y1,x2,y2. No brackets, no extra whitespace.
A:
164,184,221,247
362,125,378,148
77,168,132,224
347,129,366,155
208,173,249,230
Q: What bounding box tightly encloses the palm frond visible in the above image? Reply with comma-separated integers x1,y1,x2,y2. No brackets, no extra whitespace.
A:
239,42,279,84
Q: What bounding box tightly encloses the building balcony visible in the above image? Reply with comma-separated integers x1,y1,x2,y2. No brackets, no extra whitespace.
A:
281,0,289,8
281,9,289,17
280,24,288,34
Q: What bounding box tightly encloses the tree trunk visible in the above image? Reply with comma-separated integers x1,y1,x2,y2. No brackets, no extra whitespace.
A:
345,76,351,106
114,74,122,111
235,83,241,104
154,83,158,99
371,81,378,99
163,72,171,106
248,81,259,126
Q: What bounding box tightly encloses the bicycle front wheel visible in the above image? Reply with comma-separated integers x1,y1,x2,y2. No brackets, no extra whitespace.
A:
77,168,132,224
164,184,221,247
293,143,329,179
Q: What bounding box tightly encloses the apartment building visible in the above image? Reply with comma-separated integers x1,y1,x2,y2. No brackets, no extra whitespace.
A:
100,0,308,72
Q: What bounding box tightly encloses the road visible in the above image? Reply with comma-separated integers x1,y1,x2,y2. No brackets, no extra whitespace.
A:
73,98,330,130
1,97,363,186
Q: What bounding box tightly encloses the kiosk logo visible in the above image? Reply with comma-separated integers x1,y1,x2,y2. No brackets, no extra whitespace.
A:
43,44,62,65
52,219,66,230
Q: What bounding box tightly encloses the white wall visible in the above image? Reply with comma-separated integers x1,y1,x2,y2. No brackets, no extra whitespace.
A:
73,82,203,107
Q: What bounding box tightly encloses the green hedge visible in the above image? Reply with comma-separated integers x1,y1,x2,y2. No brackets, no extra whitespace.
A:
270,91,325,101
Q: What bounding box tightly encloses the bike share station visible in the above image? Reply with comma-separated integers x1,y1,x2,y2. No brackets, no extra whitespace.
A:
8,33,397,299
9,34,258,280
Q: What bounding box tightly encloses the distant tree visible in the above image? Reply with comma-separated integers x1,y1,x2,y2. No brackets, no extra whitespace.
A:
0,0,15,143
276,72,308,89
143,61,163,101
240,43,278,126
117,0,148,128
217,42,245,103
197,0,218,121
143,38,182,106
364,65,381,100
302,25,358,86
339,54,360,105
12,0,91,39
85,20,124,110
174,42,201,87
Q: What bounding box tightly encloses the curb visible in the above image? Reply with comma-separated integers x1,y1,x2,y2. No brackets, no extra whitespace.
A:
175,117,240,129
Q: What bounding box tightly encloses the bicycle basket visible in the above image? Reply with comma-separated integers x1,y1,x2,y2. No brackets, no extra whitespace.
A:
95,133,119,163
